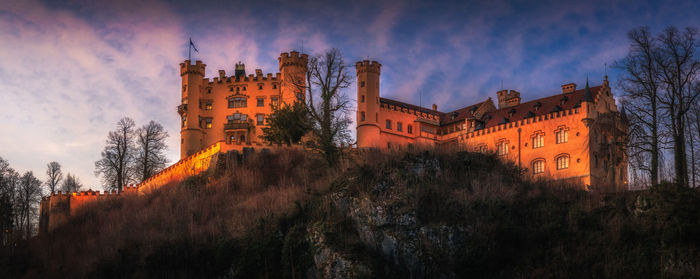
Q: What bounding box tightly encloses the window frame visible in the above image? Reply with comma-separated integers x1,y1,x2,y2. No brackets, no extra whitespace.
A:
556,155,570,170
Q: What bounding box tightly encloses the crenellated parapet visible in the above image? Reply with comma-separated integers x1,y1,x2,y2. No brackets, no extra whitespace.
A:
355,60,381,74
180,60,206,77
278,51,309,69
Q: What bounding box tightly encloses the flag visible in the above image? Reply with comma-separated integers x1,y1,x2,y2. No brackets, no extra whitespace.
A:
189,38,199,53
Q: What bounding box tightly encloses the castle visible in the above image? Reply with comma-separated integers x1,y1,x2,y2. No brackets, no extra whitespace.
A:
39,50,628,235
355,60,628,188
179,51,308,159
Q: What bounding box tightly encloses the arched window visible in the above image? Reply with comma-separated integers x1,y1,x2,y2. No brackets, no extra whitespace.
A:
532,159,545,174
555,126,569,144
556,154,569,170
532,131,544,149
497,139,509,156
228,97,247,108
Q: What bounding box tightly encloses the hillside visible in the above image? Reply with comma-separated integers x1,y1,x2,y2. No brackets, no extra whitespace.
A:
2,148,700,278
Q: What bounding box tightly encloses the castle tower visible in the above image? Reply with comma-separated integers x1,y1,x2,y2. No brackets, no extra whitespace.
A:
179,60,206,159
496,89,521,109
278,51,309,105
355,60,382,148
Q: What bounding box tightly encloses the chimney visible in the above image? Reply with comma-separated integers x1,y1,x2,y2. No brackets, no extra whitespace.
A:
561,83,576,94
218,70,226,79
432,104,437,111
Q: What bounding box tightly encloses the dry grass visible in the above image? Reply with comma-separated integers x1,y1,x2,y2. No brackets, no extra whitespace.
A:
2,147,698,278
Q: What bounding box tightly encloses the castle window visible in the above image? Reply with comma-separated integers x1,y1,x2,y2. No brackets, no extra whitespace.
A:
533,133,544,149
556,155,569,170
273,84,277,89
259,85,263,90
236,87,240,93
204,118,212,129
397,122,403,132
228,113,247,123
230,87,233,92
361,81,365,87
181,116,187,128
257,98,264,107
532,160,545,174
242,87,246,91
407,125,413,134
360,112,365,121
361,95,365,103
183,85,187,92
478,144,487,153
257,114,264,125
228,97,247,108
207,88,211,94
271,97,279,106
556,128,568,144
386,120,392,130
204,102,213,110
497,140,508,156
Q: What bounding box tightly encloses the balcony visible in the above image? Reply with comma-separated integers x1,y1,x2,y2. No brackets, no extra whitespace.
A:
177,104,187,115
224,122,249,130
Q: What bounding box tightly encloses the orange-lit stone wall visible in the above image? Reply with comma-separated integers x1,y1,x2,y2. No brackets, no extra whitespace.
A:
179,51,308,159
39,186,138,235
356,58,628,189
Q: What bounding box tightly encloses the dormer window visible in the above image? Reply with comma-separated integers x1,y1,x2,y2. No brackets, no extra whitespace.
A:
560,96,568,105
533,102,542,112
451,111,458,120
508,108,516,117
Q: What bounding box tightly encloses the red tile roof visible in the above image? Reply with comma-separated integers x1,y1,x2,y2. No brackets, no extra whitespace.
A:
379,85,602,128
480,85,601,129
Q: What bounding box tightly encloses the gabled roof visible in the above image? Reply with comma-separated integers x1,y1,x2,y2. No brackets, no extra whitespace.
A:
378,85,602,129
479,85,601,129
438,100,489,125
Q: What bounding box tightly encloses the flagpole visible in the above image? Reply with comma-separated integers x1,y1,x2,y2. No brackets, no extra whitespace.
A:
188,38,192,62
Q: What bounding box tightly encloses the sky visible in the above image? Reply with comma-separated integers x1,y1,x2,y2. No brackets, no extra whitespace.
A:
0,0,698,190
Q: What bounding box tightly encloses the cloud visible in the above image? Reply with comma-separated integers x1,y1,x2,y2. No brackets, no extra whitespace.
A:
0,0,185,188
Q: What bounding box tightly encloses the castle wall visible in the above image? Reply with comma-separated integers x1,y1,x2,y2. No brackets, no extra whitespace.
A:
462,108,592,187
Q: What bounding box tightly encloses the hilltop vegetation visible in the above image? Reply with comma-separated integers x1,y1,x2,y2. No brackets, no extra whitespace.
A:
1,147,699,278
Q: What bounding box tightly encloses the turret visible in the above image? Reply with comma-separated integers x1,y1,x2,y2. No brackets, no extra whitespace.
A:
179,60,206,159
235,62,246,77
278,51,309,105
355,60,382,148
496,89,521,109
581,78,595,127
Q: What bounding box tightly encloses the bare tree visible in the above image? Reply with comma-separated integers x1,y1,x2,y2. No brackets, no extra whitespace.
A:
291,48,353,165
17,171,41,239
61,173,83,193
134,121,169,182
655,26,700,187
45,161,63,193
615,27,663,187
95,117,137,191
0,157,16,245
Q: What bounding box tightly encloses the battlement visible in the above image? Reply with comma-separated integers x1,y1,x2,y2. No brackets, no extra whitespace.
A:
278,51,309,69
180,60,206,76
206,72,280,84
355,60,381,74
